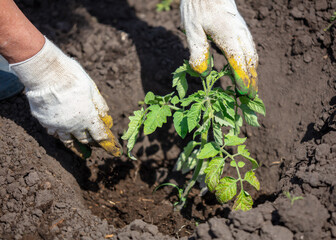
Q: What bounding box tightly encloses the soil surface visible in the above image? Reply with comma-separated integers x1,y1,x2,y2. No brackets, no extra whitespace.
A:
1,0,336,239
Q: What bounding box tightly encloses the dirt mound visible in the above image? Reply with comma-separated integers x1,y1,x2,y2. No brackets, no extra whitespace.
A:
1,0,336,239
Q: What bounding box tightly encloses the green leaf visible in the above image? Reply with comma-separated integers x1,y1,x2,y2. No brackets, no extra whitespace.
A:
238,145,259,169
240,96,266,116
233,190,253,211
238,161,245,168
193,118,211,139
215,177,237,204
172,64,188,99
204,157,225,192
122,108,145,160
216,90,235,104
156,0,173,11
182,150,198,174
244,170,260,190
198,142,220,159
180,91,204,107
171,95,179,105
144,105,171,135
187,103,202,132
144,92,155,104
240,104,260,127
230,114,243,135
173,110,188,139
224,135,246,146
214,111,235,128
175,141,200,174
163,92,174,102
213,123,223,145
225,101,236,119
230,160,237,167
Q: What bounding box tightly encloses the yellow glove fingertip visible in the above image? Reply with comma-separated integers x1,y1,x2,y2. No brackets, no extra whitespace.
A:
101,115,113,129
99,139,121,157
190,50,211,75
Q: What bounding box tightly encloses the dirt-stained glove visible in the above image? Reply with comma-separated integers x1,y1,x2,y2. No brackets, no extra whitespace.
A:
180,0,258,99
10,37,120,158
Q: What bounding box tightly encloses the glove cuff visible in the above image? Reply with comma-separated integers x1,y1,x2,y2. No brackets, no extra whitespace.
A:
9,36,71,90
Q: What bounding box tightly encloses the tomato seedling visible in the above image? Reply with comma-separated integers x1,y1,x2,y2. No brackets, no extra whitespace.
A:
156,0,173,12
122,59,265,211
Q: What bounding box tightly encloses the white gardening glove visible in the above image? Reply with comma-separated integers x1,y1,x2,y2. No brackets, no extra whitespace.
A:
180,0,258,99
10,37,120,158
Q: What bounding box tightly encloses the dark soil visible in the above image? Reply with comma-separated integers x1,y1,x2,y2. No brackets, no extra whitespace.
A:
1,0,336,239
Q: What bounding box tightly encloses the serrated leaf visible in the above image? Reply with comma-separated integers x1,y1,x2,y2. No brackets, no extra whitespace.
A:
122,108,145,159
180,91,204,107
214,112,235,128
175,141,199,173
204,157,225,192
213,123,223,145
240,104,260,127
162,92,174,102
198,142,220,159
244,171,260,190
238,161,245,168
122,108,144,140
173,64,188,99
217,91,235,104
230,160,237,167
187,103,202,132
238,145,259,169
171,95,179,105
173,110,188,139
224,135,246,146
193,118,211,139
240,96,266,116
215,177,237,203
144,92,155,104
181,150,198,174
144,105,171,135
230,114,243,135
225,101,235,119
233,190,253,211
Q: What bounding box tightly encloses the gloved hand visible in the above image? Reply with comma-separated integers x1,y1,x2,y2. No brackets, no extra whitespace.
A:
180,0,258,99
10,37,120,158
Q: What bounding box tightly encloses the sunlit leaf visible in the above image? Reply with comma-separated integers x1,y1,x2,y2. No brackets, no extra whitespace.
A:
215,177,237,203
240,104,260,127
244,170,260,190
173,110,188,139
144,105,171,135
122,108,145,159
204,157,225,192
198,142,220,159
224,135,246,146
238,145,259,169
187,103,202,132
233,190,253,211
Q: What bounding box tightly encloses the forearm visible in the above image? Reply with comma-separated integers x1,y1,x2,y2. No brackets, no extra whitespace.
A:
0,0,44,63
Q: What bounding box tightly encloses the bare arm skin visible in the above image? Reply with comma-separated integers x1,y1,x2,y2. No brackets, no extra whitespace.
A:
0,0,45,63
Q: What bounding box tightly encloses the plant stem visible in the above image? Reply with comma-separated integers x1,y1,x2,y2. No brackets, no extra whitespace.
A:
221,149,244,191
234,96,239,136
175,78,211,211
175,130,208,211
167,104,181,111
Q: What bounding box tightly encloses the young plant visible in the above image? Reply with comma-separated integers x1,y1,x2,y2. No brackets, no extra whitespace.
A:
156,0,173,12
122,59,265,211
283,191,304,206
324,11,336,32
